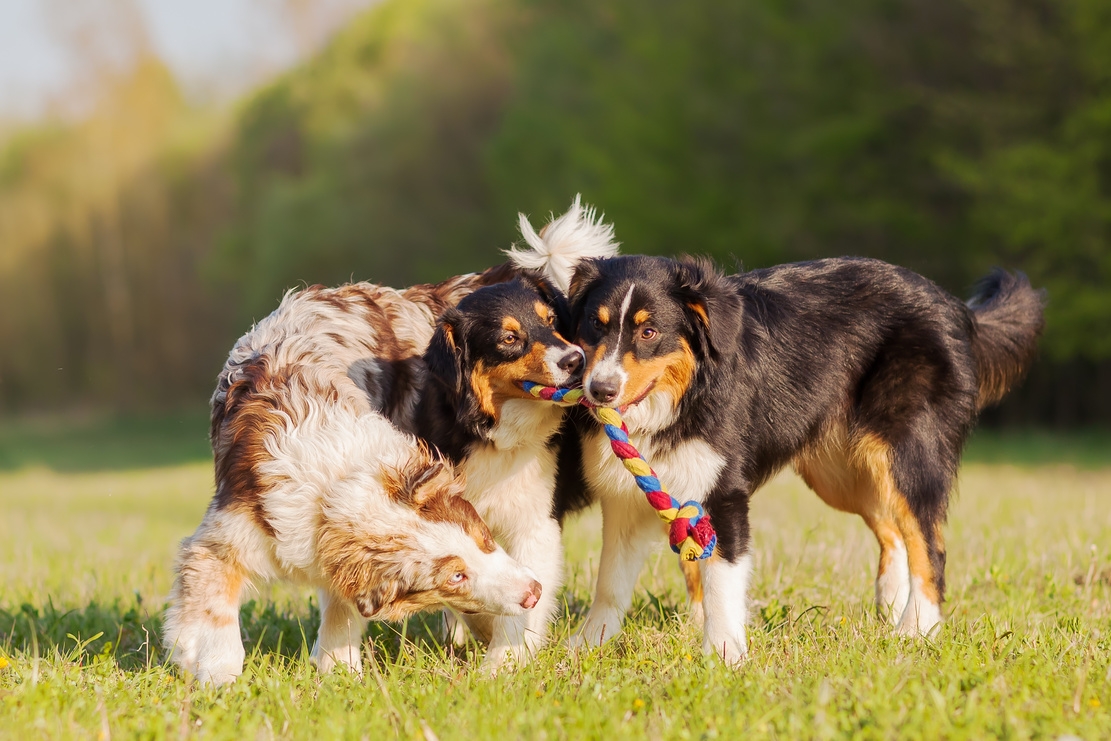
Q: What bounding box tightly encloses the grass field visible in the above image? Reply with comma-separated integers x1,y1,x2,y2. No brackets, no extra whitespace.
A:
1,411,1109,739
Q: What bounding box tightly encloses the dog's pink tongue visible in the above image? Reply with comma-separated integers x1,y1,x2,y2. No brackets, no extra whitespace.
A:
520,580,542,609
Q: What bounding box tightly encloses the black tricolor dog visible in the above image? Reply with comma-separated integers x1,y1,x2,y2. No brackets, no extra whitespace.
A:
417,276,585,672
556,255,1044,664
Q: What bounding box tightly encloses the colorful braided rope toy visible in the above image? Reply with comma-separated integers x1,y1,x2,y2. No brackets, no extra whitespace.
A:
521,381,717,561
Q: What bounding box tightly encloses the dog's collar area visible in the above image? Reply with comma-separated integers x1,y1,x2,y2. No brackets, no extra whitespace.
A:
517,381,717,561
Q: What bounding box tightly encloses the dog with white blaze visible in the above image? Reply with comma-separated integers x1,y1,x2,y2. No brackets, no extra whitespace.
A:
556,255,1044,665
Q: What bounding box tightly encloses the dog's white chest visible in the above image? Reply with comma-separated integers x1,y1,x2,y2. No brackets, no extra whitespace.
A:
582,426,726,506
463,443,559,539
462,400,563,539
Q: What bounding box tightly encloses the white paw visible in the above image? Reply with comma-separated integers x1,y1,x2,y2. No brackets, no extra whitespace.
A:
895,599,942,638
164,635,199,676
569,610,624,649
702,628,747,667
687,600,705,628
194,658,244,687
310,644,363,676
879,598,910,628
166,622,244,686
193,636,245,686
876,576,911,627
479,644,527,676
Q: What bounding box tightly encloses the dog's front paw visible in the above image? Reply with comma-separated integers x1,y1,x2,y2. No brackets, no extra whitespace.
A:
569,610,624,649
194,657,245,687
479,644,527,677
191,634,246,686
310,643,363,676
165,619,244,686
702,627,747,667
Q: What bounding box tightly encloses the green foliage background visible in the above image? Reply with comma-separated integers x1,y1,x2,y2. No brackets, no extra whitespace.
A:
1,0,1109,421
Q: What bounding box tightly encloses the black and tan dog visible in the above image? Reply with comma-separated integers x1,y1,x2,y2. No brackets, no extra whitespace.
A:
417,277,584,671
556,255,1044,664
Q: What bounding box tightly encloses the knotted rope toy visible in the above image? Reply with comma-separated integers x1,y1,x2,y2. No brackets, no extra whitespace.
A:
521,381,717,561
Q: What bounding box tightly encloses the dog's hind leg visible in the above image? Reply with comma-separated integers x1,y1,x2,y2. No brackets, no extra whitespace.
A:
867,517,912,626
851,333,968,637
310,588,367,675
848,434,914,626
162,532,247,686
890,501,945,637
882,421,955,638
796,427,914,627
853,429,949,637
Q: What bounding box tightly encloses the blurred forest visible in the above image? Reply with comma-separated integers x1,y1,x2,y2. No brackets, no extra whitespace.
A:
1,0,1109,425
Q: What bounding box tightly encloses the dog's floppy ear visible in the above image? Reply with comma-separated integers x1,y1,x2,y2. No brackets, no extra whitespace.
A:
514,272,570,327
389,448,465,508
566,258,603,333
424,307,469,395
355,582,401,619
567,258,602,306
672,256,741,363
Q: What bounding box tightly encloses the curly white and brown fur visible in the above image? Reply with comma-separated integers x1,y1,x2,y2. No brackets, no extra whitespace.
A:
163,197,618,683
162,275,548,686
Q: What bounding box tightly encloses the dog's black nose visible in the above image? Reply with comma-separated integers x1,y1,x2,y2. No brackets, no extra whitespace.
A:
558,351,583,377
589,378,619,403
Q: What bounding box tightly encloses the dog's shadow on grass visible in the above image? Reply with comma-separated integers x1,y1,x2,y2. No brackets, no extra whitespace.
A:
1,589,699,675
1,596,515,674
2,598,163,670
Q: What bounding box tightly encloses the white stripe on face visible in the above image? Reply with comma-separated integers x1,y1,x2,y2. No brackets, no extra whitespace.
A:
587,284,635,404
612,284,635,353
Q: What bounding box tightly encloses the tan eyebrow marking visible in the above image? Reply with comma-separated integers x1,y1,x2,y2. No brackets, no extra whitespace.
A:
597,306,610,324
502,317,522,333
534,301,552,322
633,309,651,325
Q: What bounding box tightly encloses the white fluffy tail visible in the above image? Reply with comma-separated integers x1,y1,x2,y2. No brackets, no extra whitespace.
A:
506,194,620,294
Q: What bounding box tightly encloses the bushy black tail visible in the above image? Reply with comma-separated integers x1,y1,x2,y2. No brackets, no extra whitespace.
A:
966,269,1046,409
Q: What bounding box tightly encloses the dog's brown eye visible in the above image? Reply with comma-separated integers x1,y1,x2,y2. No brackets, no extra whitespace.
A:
640,327,658,341
591,317,604,331
502,333,518,346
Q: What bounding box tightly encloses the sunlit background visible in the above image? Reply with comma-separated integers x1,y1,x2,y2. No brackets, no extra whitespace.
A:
1,6,1109,736
1,0,1108,426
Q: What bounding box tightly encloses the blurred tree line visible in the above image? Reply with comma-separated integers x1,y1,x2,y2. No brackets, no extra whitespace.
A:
1,0,1108,425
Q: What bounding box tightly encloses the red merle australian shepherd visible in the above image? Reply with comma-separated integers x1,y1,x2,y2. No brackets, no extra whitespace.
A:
556,255,1044,664
163,198,617,682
